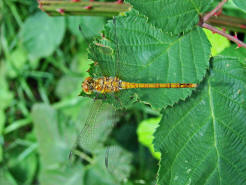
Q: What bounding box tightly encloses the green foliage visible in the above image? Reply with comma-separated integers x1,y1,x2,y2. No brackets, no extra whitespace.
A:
31,104,84,185
85,1,246,184
0,63,14,162
88,10,211,109
154,57,246,184
0,168,18,185
1,0,246,184
223,0,246,19
20,12,65,59
7,46,28,78
8,151,37,185
203,29,230,56
221,45,246,64
32,104,69,166
233,0,246,12
137,117,161,159
127,0,213,34
67,16,105,40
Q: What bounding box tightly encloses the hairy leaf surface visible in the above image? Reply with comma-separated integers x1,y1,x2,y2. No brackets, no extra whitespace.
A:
154,56,246,185
127,0,213,34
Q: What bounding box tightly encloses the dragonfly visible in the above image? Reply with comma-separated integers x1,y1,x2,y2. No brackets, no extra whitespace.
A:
70,16,197,182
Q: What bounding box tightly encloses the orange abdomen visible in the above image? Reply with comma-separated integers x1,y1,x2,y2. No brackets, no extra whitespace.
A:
121,82,197,89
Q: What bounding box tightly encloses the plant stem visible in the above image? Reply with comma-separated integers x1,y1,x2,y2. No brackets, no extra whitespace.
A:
203,0,227,22
39,0,246,33
202,23,246,48
199,0,246,48
208,14,246,33
73,149,94,164
38,0,132,17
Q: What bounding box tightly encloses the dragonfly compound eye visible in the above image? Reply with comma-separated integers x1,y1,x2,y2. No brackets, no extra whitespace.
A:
82,77,94,94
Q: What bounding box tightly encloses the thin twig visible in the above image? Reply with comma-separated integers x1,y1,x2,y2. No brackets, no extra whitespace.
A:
73,150,94,164
202,23,246,48
38,0,131,17
39,0,246,33
199,0,246,48
207,14,246,33
203,0,227,22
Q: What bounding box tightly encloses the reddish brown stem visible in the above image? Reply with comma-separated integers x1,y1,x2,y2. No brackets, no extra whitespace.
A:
208,14,246,32
38,0,131,17
202,23,246,48
203,0,227,22
199,0,246,48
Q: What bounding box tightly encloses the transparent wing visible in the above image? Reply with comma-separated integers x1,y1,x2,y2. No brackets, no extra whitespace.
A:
76,99,103,153
103,17,134,181
105,145,132,181
70,100,117,158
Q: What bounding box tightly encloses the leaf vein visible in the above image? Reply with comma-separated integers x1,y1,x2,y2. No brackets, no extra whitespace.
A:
163,116,211,179
208,81,222,185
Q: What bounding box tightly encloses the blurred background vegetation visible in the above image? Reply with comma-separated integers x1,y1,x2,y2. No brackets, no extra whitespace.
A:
0,0,246,184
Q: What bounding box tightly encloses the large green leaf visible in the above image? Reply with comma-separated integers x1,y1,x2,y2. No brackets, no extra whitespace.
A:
127,0,213,34
137,117,161,159
203,29,230,56
55,75,82,99
154,56,246,185
85,146,132,185
233,0,246,12
0,62,14,162
39,165,84,185
7,46,28,78
32,100,129,185
87,10,211,109
0,168,17,185
20,12,65,59
32,104,68,166
31,104,84,185
221,45,246,65
67,16,105,39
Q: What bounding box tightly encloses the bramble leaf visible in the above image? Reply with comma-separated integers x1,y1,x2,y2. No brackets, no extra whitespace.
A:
154,56,246,185
87,10,211,109
127,0,213,34
20,12,65,59
67,16,105,39
232,0,246,13
31,104,84,185
137,117,161,159
203,29,230,56
221,45,246,65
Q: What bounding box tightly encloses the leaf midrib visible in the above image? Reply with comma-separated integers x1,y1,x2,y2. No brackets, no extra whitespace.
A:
208,81,222,185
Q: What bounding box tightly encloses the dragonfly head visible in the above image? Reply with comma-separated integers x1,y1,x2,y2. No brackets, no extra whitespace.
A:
82,77,95,94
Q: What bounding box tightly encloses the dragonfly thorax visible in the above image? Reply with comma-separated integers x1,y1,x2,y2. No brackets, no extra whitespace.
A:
82,76,122,94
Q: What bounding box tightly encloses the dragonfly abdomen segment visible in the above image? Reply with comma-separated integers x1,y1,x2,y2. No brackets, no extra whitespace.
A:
82,76,197,94
121,82,197,89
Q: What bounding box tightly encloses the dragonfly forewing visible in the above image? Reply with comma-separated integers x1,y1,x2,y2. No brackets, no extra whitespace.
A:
71,100,117,156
